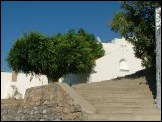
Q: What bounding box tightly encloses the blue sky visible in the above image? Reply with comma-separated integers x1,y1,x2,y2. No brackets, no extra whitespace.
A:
1,1,121,72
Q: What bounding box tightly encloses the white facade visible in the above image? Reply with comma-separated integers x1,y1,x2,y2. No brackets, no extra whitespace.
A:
90,37,144,82
1,37,144,99
62,37,144,84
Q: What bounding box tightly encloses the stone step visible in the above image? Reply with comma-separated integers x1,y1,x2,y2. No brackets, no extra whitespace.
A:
74,87,152,92
93,102,157,108
73,86,148,89
95,107,160,114
75,92,153,96
74,90,152,94
76,93,153,98
74,83,148,85
76,94,153,99
73,82,148,87
75,89,152,93
83,113,161,121
73,88,151,92
74,87,149,90
75,84,149,87
72,77,160,121
90,99,156,105
82,97,155,103
77,94,153,98
74,87,151,91
77,92,153,96
75,90,155,103
73,80,146,86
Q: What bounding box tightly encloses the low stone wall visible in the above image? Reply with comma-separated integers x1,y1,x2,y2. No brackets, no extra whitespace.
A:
1,83,83,121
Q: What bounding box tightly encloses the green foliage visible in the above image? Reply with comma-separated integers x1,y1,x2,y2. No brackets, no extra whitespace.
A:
110,1,161,69
6,29,105,82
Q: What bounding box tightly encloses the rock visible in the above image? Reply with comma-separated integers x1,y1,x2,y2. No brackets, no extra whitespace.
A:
43,100,48,105
46,108,52,114
43,109,47,114
54,118,61,121
63,107,69,113
35,111,38,114
42,115,47,119
40,119,45,121
72,112,80,120
17,110,22,113
34,106,38,110
74,104,82,112
30,111,34,115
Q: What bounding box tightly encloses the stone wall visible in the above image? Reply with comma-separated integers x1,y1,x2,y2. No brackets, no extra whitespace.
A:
1,83,83,121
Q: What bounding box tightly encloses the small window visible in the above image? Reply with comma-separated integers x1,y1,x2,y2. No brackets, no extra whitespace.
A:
119,59,129,71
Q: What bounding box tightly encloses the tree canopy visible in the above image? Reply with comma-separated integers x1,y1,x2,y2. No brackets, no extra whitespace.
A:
6,29,105,82
110,1,161,69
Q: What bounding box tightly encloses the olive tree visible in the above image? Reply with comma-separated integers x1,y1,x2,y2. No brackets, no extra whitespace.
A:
6,29,105,82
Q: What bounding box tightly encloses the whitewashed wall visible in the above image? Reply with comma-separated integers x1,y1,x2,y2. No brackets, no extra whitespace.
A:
90,38,143,82
1,72,12,99
1,72,48,99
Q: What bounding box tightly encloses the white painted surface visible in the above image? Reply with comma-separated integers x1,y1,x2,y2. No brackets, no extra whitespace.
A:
91,37,143,82
1,72,12,98
1,37,144,98
1,72,48,99
62,37,144,83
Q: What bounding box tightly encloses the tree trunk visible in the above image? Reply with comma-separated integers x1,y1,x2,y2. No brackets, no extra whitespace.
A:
47,75,60,83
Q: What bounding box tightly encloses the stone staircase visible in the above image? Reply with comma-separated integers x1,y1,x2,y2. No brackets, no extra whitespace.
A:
72,77,161,121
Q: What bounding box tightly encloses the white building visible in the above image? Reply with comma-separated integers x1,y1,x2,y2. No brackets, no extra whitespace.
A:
62,37,144,84
1,37,144,99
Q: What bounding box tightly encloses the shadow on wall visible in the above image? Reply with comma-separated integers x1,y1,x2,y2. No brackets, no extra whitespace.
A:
62,72,91,85
125,68,157,99
8,85,22,99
